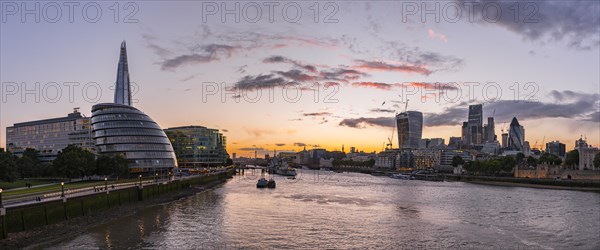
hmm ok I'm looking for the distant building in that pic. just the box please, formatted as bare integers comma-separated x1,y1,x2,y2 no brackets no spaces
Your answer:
467,104,483,145
6,108,94,163
448,137,462,147
375,149,399,169
396,111,423,149
419,138,445,149
575,138,599,170
413,149,441,169
164,126,229,167
484,117,496,143
440,150,474,167
508,117,525,152
546,141,566,159
501,133,509,148
461,122,468,144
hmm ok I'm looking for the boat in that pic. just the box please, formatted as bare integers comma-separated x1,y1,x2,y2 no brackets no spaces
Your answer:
257,177,268,188
390,173,412,180
267,178,276,188
268,158,297,177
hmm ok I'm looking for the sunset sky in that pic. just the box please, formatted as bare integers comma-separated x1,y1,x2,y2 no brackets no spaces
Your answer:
1,1,599,157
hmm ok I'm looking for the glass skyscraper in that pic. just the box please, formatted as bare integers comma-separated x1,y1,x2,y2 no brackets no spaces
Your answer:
91,41,177,175
396,111,423,149
468,104,483,145
508,117,525,152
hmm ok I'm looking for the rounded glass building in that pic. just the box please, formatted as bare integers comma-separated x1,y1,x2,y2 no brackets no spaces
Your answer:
91,103,178,174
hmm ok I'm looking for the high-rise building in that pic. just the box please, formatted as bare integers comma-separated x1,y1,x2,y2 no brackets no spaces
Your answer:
6,108,94,163
501,133,508,148
467,104,483,145
485,117,495,142
91,41,177,175
396,111,423,149
164,126,229,167
461,122,468,144
545,141,566,158
114,41,132,106
508,117,525,152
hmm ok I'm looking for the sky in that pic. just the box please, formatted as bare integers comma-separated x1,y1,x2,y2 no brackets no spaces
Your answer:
1,0,599,157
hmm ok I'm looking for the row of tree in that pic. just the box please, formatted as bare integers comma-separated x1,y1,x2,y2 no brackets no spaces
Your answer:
452,150,600,176
0,145,129,182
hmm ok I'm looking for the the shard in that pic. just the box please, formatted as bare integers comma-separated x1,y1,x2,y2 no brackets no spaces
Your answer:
114,41,132,106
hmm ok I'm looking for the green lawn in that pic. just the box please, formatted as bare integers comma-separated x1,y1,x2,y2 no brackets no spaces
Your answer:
2,178,151,198
0,179,57,190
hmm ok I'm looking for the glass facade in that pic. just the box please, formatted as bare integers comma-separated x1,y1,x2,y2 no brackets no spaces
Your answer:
92,103,177,174
164,126,229,167
6,110,94,163
396,111,423,149
508,117,525,152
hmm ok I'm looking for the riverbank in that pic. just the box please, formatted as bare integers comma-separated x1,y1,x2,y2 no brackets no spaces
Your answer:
464,180,600,192
450,175,600,192
0,171,233,249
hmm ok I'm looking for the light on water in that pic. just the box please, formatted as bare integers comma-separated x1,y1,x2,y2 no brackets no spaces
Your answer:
53,170,600,249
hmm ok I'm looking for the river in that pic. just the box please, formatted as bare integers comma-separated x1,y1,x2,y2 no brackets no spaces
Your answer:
52,170,600,249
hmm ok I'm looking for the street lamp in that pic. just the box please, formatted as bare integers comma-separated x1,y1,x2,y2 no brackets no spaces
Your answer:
139,174,142,187
155,173,158,182
61,182,65,197
0,188,3,208
104,178,108,192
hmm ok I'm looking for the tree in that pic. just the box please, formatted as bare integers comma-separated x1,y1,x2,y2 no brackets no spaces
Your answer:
95,154,130,178
16,156,35,179
451,155,465,167
565,150,579,168
516,152,525,163
526,156,537,167
0,149,18,182
539,152,562,165
594,152,600,169
53,145,96,179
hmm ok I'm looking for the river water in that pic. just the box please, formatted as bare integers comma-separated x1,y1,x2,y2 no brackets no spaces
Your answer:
52,170,600,249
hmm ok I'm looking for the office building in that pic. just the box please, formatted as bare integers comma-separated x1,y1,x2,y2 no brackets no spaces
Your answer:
396,111,423,149
545,141,566,159
164,126,229,167
508,117,525,152
485,117,496,143
467,104,483,145
92,41,177,175
6,108,94,163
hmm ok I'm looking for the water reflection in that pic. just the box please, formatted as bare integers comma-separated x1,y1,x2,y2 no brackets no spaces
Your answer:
53,171,600,249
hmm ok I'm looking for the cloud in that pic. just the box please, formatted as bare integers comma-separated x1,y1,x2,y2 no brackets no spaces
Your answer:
275,143,286,146
244,128,274,137
339,117,395,128
381,41,464,72
303,112,332,117
239,147,265,151
273,69,319,82
160,44,239,70
319,68,367,82
234,74,296,90
370,108,396,113
353,60,432,75
454,0,600,50
264,56,318,73
294,142,307,147
406,82,459,91
351,82,399,90
222,129,229,132
428,29,448,43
